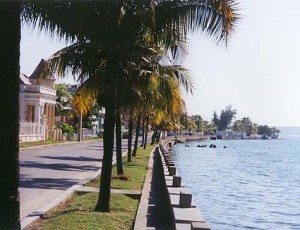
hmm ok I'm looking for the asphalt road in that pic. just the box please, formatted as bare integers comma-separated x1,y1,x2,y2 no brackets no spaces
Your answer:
19,139,128,220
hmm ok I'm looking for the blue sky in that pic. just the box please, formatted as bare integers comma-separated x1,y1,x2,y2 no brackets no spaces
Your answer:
20,0,300,127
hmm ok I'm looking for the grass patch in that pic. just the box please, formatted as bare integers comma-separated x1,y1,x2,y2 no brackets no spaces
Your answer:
86,147,151,190
26,193,139,230
26,145,153,230
20,139,65,148
20,137,101,148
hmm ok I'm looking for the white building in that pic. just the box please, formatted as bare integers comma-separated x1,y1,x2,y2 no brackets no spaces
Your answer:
19,59,57,142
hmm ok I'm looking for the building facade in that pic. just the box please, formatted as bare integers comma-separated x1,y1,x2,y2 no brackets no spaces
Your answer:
19,59,56,141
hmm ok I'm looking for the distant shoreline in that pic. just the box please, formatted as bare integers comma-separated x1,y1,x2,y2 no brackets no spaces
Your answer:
173,135,283,143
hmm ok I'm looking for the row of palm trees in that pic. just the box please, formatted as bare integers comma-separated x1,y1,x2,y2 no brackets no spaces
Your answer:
0,1,238,228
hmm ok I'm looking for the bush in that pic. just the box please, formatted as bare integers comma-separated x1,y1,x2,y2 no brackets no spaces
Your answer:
97,130,103,138
55,121,76,135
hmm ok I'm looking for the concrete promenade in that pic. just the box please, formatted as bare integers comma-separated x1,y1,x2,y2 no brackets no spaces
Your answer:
134,145,174,229
134,138,211,230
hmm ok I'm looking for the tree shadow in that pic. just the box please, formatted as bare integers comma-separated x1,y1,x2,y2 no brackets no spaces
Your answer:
20,177,78,190
20,161,101,172
39,155,102,162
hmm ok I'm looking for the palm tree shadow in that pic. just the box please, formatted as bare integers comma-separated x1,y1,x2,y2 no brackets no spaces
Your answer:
39,155,102,162
41,208,93,220
20,161,101,172
20,177,78,190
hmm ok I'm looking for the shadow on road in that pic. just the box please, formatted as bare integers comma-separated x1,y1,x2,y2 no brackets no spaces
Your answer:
39,156,102,162
20,161,101,172
20,177,78,190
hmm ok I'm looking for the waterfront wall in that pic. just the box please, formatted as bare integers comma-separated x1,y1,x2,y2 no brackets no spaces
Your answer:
159,138,211,230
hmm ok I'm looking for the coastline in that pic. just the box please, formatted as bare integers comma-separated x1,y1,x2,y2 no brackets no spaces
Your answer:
175,135,210,143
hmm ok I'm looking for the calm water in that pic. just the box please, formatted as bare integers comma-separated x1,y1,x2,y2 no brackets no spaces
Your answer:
172,136,300,230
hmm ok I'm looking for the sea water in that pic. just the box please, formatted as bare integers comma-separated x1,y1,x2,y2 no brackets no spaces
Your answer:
172,135,300,230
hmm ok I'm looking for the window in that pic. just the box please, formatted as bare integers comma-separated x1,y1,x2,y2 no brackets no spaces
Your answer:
26,105,35,122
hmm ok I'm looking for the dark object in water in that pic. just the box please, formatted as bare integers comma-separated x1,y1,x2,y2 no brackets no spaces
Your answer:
209,144,216,148
223,146,227,148
210,136,217,140
185,144,190,147
197,145,207,148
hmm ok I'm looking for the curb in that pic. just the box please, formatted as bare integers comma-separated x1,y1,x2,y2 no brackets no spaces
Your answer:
133,146,155,230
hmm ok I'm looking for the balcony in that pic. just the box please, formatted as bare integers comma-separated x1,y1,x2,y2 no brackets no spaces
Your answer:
20,85,56,96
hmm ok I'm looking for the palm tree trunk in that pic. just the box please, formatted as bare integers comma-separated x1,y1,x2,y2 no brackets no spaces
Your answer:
151,127,157,145
0,2,21,229
77,111,82,141
140,117,145,146
143,116,149,149
132,112,141,157
115,107,123,175
96,90,116,212
127,106,134,162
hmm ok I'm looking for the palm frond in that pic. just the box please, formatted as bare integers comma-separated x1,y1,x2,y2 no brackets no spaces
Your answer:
154,0,240,46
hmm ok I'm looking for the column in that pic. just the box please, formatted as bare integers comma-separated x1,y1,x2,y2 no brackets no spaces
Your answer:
44,103,48,139
19,96,25,121
48,104,52,130
34,102,41,123
49,104,53,130
45,103,49,127
51,104,55,129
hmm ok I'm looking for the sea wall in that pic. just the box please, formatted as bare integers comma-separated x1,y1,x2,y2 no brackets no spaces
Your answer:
159,139,211,230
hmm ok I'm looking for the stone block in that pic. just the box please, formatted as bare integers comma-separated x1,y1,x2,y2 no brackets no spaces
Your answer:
167,186,186,195
170,194,196,207
173,207,205,223
166,179,173,187
164,170,170,176
169,166,176,176
165,175,173,181
168,162,175,167
176,223,191,230
179,191,192,208
165,157,170,164
191,222,211,230
173,175,181,187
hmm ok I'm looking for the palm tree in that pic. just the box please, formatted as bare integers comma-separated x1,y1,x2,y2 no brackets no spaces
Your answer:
0,2,21,229
127,107,134,162
132,107,142,157
115,103,124,174
22,0,239,212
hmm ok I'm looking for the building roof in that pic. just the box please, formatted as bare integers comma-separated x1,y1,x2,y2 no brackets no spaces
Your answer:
19,73,31,85
30,59,55,80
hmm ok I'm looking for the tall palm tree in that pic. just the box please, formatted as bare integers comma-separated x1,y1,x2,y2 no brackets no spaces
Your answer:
115,103,124,174
22,0,239,212
0,2,21,229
